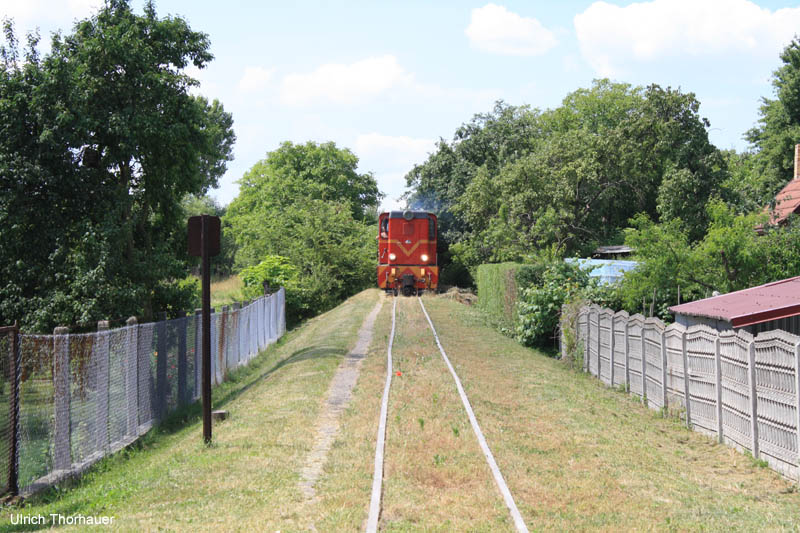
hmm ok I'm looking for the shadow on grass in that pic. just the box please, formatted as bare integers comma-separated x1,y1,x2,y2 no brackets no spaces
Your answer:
1,339,346,531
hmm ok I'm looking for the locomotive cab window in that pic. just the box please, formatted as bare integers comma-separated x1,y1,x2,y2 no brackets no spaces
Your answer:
380,218,388,238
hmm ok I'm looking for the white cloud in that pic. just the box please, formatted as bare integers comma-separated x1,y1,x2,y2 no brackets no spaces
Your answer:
355,133,437,169
238,66,275,92
281,55,412,106
575,0,800,76
354,133,438,211
465,3,557,56
0,0,101,25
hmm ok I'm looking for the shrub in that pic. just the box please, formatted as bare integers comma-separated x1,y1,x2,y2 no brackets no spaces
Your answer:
515,261,620,348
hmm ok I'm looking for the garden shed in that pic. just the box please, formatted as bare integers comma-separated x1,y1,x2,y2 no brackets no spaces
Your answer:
669,276,800,335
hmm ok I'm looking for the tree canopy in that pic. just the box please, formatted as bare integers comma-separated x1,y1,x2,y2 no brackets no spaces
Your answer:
225,141,379,323
0,0,234,330
407,80,724,277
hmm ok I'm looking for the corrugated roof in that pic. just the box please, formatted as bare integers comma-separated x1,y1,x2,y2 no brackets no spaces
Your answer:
668,276,800,327
769,179,800,224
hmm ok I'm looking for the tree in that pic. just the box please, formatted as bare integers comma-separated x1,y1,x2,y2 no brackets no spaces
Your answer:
225,142,379,323
0,1,234,330
747,37,800,204
448,80,723,268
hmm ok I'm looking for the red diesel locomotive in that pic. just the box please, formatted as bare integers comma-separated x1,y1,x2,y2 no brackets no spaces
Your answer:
378,210,438,296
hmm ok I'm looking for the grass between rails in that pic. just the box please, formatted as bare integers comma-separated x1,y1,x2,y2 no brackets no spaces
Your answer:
0,289,380,532
420,296,800,531
316,296,511,531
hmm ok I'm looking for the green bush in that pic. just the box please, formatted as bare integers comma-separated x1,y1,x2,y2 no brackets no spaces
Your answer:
475,262,524,332
239,256,308,325
515,261,620,348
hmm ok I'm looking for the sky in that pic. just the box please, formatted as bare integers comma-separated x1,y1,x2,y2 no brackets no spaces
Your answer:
2,0,800,210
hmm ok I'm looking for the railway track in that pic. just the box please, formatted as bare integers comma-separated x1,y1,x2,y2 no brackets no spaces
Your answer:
366,296,528,532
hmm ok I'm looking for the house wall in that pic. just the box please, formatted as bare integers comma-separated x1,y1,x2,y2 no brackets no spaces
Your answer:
674,314,733,332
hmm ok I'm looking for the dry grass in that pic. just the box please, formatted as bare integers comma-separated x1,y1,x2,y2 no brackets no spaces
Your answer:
6,290,800,531
419,295,800,531
209,275,244,309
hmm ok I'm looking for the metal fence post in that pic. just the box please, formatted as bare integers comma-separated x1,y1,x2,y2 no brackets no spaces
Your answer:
748,340,759,459
156,312,168,421
194,309,202,400
661,330,668,410
53,326,71,472
125,317,138,437
178,311,188,406
715,336,724,444
682,331,692,429
96,320,110,453
8,322,19,495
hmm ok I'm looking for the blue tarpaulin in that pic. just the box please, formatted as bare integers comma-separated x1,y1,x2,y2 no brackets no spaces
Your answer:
564,258,638,285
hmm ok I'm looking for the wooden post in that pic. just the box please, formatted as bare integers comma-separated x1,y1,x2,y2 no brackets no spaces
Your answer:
194,309,202,402
125,317,138,437
682,331,692,428
661,330,668,410
715,336,724,444
202,216,212,443
156,312,167,421
748,340,759,459
96,320,110,453
53,326,71,471
177,311,188,406
641,328,647,406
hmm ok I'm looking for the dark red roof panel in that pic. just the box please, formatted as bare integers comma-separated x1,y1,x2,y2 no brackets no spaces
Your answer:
668,276,800,327
770,179,800,224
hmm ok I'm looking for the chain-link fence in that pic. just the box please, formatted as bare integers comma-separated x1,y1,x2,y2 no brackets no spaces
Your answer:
2,288,285,496
0,326,19,496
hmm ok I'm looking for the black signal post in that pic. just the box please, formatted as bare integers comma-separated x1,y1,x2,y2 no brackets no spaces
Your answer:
188,214,220,444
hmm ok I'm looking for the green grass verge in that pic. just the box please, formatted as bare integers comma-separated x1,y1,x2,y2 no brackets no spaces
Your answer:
0,289,381,532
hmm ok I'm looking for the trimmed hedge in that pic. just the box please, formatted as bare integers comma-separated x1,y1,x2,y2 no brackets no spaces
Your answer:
476,262,524,330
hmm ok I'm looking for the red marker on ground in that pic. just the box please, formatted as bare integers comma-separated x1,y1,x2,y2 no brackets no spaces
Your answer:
396,371,402,377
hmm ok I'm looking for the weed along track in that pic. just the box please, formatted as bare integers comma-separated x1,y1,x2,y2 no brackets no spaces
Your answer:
367,296,529,532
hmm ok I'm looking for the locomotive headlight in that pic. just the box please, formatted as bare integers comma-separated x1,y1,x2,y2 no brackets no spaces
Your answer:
421,254,429,262
389,253,396,261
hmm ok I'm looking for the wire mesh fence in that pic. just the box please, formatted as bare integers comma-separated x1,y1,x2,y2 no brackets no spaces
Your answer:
0,288,285,496
0,327,17,495
568,303,800,482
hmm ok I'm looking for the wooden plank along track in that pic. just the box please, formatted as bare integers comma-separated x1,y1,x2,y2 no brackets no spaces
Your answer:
367,296,528,532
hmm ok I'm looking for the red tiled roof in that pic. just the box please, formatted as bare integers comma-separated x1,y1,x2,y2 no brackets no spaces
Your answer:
769,179,800,224
668,276,800,327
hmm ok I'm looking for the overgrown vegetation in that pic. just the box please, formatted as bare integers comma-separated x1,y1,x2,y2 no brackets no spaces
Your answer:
224,141,381,325
0,1,234,331
421,38,800,344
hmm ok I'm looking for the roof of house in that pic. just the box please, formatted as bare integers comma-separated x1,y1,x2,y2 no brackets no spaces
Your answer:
769,178,800,224
668,276,800,327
